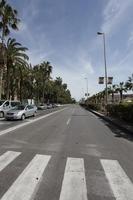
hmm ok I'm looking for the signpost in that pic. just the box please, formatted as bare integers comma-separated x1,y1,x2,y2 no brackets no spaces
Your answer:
108,77,113,84
99,77,104,84
98,76,113,85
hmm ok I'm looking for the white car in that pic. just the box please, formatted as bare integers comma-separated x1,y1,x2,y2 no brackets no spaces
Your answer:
37,104,47,110
0,100,20,118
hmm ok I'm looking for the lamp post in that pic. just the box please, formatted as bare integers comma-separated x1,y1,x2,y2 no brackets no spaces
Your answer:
97,32,108,108
84,77,88,99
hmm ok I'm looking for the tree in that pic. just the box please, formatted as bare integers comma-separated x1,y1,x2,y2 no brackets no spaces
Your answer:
125,74,133,91
0,0,20,98
33,61,53,103
116,82,127,102
40,61,52,103
108,84,117,103
5,38,29,99
55,77,62,86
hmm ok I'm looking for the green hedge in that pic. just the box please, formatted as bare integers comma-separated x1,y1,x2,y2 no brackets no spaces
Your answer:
107,103,133,122
85,103,101,111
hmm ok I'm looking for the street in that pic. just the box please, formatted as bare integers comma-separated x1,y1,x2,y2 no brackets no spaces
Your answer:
0,104,133,199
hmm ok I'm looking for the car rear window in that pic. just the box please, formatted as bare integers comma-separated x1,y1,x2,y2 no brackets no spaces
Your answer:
0,100,5,106
11,101,20,107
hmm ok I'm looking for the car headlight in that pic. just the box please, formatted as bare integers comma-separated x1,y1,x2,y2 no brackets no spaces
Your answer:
16,112,21,116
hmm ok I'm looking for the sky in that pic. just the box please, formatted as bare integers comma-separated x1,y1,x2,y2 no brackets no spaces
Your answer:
9,0,133,100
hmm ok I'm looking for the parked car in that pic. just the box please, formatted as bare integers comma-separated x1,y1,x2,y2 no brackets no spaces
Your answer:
47,104,53,109
56,104,61,107
52,103,57,108
5,104,37,120
37,104,47,110
0,100,20,118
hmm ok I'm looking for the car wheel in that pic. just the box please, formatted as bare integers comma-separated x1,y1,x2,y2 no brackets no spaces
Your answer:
21,114,25,120
33,112,36,117
0,111,4,118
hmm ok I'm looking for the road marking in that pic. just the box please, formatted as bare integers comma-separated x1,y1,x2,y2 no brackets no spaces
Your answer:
72,108,75,115
0,151,21,172
66,118,71,125
59,157,88,200
1,154,51,200
101,159,133,200
0,108,67,137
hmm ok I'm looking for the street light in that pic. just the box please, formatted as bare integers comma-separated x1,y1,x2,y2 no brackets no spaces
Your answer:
84,77,88,99
97,32,108,107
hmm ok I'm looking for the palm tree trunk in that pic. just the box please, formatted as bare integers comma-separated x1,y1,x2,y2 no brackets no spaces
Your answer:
6,65,10,99
120,91,123,101
112,92,114,103
42,79,45,103
20,79,22,103
0,68,3,99
0,24,6,99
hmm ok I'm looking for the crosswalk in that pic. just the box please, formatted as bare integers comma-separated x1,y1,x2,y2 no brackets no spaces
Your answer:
0,151,133,200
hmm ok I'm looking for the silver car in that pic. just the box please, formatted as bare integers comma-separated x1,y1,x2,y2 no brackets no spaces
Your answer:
5,105,37,120
37,104,47,110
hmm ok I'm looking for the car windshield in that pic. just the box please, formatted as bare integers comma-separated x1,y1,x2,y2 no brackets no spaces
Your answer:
0,100,5,106
13,105,25,110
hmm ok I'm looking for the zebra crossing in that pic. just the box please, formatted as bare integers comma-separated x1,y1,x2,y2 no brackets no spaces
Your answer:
0,151,133,200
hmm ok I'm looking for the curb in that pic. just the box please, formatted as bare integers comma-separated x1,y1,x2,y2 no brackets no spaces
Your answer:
88,108,133,135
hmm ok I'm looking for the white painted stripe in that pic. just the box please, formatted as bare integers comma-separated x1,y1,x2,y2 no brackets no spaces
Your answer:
72,109,75,115
59,157,88,200
0,151,21,172
101,159,133,200
0,108,67,137
1,154,51,200
66,118,71,125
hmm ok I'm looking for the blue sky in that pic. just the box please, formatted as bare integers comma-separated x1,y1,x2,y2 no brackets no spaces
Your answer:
9,0,133,100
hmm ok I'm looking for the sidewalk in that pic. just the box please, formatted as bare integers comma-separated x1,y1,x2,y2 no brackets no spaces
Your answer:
89,109,133,134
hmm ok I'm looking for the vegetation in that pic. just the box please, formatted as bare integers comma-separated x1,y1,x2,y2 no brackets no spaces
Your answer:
0,0,20,99
81,74,133,122
107,103,133,123
86,75,133,107
0,0,74,104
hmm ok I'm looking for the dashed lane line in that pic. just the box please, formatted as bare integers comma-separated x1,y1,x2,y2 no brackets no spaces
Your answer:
66,118,71,125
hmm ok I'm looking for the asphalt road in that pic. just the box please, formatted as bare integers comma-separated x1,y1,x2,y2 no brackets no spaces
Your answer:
0,105,133,199
0,106,66,131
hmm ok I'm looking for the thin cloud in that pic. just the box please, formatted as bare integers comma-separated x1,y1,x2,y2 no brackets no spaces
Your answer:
102,0,133,34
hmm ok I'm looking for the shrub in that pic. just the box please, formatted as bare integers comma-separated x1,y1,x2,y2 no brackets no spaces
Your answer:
86,103,101,111
107,103,133,122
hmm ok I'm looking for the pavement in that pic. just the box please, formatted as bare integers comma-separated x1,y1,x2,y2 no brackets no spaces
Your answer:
0,105,133,199
88,108,133,134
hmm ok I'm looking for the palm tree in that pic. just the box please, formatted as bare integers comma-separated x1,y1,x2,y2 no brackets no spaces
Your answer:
0,0,20,98
62,83,67,90
108,84,117,103
40,61,52,103
55,77,62,86
116,82,127,102
5,38,29,99
125,74,133,91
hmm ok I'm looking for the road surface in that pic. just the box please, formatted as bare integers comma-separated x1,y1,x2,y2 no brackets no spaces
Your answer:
0,105,133,200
